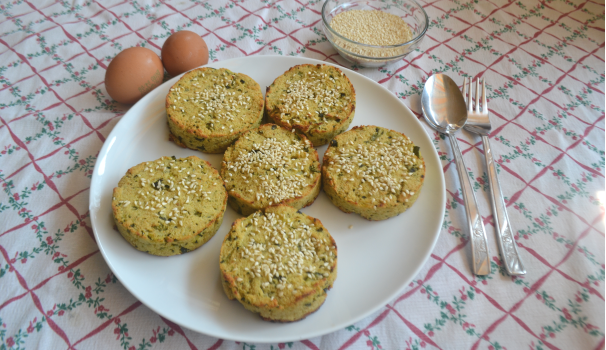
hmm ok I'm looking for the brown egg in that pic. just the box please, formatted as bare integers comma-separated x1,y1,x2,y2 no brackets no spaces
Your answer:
105,47,164,105
161,30,209,77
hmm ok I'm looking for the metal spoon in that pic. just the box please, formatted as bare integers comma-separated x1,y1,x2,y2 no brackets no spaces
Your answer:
421,74,491,276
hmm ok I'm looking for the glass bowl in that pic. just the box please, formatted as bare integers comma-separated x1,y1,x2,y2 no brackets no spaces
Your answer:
322,0,429,68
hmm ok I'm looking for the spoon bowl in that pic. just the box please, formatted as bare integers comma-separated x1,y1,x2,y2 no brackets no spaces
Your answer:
421,74,468,134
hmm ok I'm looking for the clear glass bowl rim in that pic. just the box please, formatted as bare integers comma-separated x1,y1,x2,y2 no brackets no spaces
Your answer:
321,0,429,52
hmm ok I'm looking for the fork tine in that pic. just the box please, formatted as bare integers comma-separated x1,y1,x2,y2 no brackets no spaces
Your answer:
481,78,487,114
462,77,468,103
467,77,473,112
474,78,480,112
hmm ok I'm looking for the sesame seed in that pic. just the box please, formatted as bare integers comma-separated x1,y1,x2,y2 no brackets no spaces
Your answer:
330,10,413,60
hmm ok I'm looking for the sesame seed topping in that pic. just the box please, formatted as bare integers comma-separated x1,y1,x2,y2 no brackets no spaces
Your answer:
272,66,352,128
114,157,223,235
325,128,422,206
223,128,319,206
223,210,336,301
168,69,260,133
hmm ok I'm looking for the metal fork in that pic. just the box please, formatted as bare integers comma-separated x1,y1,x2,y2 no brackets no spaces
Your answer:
463,77,526,276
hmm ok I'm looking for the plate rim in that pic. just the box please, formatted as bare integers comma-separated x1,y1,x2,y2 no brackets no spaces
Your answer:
90,55,445,342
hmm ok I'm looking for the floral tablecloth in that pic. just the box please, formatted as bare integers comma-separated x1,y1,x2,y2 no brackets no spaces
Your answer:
1,0,604,349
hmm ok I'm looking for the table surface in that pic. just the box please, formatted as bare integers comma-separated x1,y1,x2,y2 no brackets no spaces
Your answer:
0,0,604,349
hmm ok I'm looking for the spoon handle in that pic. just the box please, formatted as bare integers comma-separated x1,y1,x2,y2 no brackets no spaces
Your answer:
482,135,526,275
449,134,491,276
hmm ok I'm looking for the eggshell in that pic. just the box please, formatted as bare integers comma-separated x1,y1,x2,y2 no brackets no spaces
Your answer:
105,47,164,105
161,31,209,77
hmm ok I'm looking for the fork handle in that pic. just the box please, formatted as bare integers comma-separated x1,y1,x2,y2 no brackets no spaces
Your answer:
482,135,526,275
449,134,491,276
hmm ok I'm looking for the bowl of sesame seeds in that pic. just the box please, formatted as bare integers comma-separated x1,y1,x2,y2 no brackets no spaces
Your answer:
322,0,428,67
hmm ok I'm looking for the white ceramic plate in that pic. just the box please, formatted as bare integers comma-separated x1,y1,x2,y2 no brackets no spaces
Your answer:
90,56,445,343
